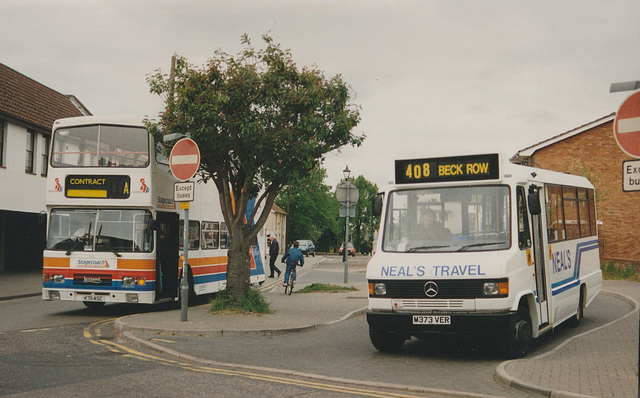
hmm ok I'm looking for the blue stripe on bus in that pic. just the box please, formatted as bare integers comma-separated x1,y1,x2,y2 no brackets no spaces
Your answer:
43,280,156,291
551,239,598,296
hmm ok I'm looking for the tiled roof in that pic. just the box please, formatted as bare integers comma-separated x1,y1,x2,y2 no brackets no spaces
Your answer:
0,62,90,131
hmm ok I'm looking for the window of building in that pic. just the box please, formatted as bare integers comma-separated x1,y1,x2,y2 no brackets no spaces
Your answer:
25,129,36,173
41,135,50,176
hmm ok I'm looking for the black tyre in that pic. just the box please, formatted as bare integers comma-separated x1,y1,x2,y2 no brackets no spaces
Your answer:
83,301,106,309
286,272,294,295
567,287,585,328
504,305,533,358
369,327,405,353
312,251,315,257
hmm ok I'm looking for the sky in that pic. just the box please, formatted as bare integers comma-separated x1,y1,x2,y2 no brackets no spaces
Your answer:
3,0,639,189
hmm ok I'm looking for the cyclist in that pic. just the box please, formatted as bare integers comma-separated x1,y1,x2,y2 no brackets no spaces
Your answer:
281,240,304,288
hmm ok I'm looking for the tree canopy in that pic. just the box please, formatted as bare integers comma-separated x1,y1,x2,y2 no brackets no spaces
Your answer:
146,34,363,300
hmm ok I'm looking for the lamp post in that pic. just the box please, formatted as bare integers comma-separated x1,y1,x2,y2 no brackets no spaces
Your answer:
336,165,358,283
343,165,351,283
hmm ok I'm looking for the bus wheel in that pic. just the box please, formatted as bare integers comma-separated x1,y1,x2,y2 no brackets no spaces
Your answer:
83,301,106,309
369,327,405,353
567,287,585,328
504,305,532,358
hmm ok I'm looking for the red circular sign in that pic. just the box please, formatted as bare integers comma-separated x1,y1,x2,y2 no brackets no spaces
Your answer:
614,90,640,158
169,138,200,181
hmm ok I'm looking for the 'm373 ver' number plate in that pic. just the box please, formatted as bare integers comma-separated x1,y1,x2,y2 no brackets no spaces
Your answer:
412,315,451,325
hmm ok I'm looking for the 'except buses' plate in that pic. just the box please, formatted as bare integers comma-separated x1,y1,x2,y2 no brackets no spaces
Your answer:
412,315,451,325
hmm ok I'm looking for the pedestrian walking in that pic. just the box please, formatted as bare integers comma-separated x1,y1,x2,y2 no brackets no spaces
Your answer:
268,234,281,278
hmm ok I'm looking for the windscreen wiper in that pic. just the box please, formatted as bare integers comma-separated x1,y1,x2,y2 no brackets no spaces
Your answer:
97,225,121,257
456,242,506,252
407,245,450,252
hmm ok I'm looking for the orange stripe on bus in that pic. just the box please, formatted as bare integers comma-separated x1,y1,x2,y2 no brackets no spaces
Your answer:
43,257,70,268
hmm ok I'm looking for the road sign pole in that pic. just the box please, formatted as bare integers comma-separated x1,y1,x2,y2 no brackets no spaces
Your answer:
180,206,189,322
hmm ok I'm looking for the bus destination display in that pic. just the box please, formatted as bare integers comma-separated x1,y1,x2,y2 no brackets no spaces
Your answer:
65,175,131,199
395,154,500,184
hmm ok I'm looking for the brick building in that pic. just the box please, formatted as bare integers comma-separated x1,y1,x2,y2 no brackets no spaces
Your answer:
513,113,639,264
0,63,90,272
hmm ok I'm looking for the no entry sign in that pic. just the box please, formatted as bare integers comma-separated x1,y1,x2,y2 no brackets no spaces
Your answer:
614,90,640,158
169,138,200,181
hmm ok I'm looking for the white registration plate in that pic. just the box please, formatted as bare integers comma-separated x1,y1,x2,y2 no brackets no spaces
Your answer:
82,295,105,302
412,315,451,325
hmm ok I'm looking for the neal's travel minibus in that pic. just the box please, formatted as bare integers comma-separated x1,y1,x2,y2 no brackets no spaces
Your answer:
367,153,601,357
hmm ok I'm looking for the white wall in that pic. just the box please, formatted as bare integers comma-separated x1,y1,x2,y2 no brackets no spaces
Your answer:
0,120,47,214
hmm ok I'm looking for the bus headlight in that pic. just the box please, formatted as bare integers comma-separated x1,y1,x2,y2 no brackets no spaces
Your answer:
126,293,139,303
483,281,509,296
122,276,135,286
53,275,65,283
369,282,387,296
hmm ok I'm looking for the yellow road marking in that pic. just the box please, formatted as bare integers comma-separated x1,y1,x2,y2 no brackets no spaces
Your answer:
83,319,427,398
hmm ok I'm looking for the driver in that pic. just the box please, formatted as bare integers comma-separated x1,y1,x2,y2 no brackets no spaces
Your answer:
418,209,452,240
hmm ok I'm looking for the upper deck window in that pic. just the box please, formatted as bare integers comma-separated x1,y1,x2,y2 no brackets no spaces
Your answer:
51,125,149,168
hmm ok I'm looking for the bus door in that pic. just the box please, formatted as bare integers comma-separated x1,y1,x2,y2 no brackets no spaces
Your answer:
528,185,550,326
156,212,180,299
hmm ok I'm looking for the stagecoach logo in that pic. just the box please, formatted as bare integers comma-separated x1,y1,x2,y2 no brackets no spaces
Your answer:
424,281,439,297
71,258,115,270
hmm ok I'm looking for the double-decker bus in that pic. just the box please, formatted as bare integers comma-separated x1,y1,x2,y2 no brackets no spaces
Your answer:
42,116,266,308
366,153,601,357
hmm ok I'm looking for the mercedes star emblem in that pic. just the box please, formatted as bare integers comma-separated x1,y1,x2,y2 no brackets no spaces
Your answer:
424,281,438,297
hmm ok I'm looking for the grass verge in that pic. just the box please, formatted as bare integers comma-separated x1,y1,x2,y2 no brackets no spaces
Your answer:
209,289,273,315
295,283,359,293
601,261,639,282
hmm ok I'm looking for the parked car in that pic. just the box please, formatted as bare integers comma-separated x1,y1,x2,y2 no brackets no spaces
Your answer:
338,242,356,257
296,240,315,257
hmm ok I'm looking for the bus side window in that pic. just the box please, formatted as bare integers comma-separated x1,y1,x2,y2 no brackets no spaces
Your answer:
517,186,531,249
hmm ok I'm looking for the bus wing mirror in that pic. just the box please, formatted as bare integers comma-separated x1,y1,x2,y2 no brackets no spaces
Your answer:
527,190,541,216
372,193,384,217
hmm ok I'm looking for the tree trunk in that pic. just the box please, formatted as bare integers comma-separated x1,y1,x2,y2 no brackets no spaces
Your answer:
226,233,252,302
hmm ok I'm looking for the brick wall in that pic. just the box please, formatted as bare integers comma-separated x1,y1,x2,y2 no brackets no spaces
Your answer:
528,120,639,264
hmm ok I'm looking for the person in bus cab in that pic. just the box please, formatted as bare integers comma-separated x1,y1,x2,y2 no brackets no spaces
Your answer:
418,209,452,240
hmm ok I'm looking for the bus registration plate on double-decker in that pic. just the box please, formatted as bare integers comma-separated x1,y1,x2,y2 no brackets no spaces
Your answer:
413,315,451,325
82,294,105,302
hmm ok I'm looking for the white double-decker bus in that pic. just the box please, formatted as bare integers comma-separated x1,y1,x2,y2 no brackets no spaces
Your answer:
367,153,601,357
42,116,266,308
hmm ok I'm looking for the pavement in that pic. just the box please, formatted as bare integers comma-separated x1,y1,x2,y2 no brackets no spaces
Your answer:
1,258,638,398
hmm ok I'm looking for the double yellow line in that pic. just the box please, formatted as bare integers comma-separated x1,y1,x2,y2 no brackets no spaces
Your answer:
84,319,427,398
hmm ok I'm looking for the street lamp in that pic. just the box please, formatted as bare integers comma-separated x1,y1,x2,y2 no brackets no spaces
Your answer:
336,165,358,283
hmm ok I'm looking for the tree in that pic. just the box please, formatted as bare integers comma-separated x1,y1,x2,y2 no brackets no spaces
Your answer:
351,175,379,254
146,34,363,301
275,167,340,250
